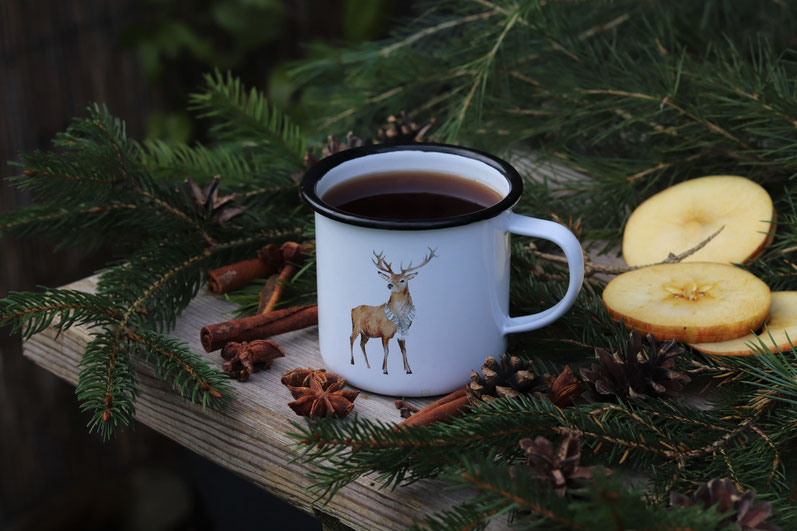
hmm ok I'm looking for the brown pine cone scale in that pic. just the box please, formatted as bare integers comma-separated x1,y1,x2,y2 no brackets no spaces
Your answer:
468,355,548,404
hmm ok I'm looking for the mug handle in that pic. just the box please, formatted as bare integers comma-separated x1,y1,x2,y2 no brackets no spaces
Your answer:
502,212,585,334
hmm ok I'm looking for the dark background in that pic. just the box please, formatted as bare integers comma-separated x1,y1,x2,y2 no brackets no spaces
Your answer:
0,1,408,528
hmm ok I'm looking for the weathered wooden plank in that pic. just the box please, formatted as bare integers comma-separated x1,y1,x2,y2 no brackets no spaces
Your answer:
21,275,479,530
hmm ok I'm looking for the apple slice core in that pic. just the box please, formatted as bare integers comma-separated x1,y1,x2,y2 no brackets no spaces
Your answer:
622,176,774,266
689,292,797,356
602,262,771,343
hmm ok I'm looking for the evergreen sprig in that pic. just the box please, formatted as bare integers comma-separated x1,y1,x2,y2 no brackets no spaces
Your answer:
420,461,728,531
277,2,797,527
4,0,797,527
189,70,307,169
295,0,797,249
1,80,311,439
290,392,788,501
0,289,121,340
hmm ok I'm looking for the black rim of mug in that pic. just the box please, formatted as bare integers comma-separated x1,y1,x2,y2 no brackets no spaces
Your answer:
299,143,523,230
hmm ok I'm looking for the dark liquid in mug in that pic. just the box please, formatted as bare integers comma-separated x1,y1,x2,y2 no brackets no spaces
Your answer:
322,171,503,220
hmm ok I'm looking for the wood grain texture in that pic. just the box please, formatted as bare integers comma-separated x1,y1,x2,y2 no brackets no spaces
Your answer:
22,275,480,530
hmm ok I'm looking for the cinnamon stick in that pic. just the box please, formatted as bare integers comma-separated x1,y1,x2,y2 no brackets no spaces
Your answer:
200,304,318,352
261,264,297,314
257,241,313,313
256,274,280,314
257,243,285,271
280,241,313,263
207,258,269,294
396,387,470,428
207,244,284,294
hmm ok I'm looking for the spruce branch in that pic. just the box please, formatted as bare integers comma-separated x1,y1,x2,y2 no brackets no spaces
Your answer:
290,392,784,504
189,70,306,167
3,78,310,439
378,8,499,59
458,469,580,529
0,289,120,340
410,496,504,531
428,459,727,530
0,203,139,244
733,338,797,408
316,86,406,133
576,88,751,149
81,228,298,432
443,9,521,142
6,2,797,525
76,331,138,441
135,187,216,245
138,140,256,183
123,328,229,404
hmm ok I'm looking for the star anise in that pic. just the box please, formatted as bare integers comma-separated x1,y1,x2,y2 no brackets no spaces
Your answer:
670,478,779,530
281,367,346,390
185,175,246,227
519,431,608,496
287,380,360,418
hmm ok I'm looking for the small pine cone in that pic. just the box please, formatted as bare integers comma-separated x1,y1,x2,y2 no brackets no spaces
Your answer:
671,478,779,530
549,365,581,408
519,431,609,496
185,175,245,228
291,133,365,182
580,331,690,401
321,132,364,158
467,354,547,404
377,111,435,144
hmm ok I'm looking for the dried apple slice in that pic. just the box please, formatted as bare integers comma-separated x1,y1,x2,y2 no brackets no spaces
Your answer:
602,262,771,343
622,176,774,266
689,292,797,356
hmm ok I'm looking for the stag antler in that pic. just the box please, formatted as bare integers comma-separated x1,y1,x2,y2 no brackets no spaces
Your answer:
372,250,395,274
401,247,438,274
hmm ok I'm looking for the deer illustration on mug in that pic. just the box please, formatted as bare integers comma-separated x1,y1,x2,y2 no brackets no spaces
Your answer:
349,247,437,374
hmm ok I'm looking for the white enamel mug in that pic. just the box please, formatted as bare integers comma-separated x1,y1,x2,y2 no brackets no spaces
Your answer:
301,144,583,397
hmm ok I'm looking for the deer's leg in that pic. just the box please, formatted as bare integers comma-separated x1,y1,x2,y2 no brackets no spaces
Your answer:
381,336,390,374
397,339,411,374
349,329,358,365
359,334,371,368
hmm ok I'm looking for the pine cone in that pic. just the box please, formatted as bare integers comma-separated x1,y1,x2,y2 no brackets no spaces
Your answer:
467,354,547,404
580,331,690,401
549,365,581,408
295,112,434,184
185,175,245,227
519,431,608,496
377,111,435,144
671,478,779,530
322,132,364,158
